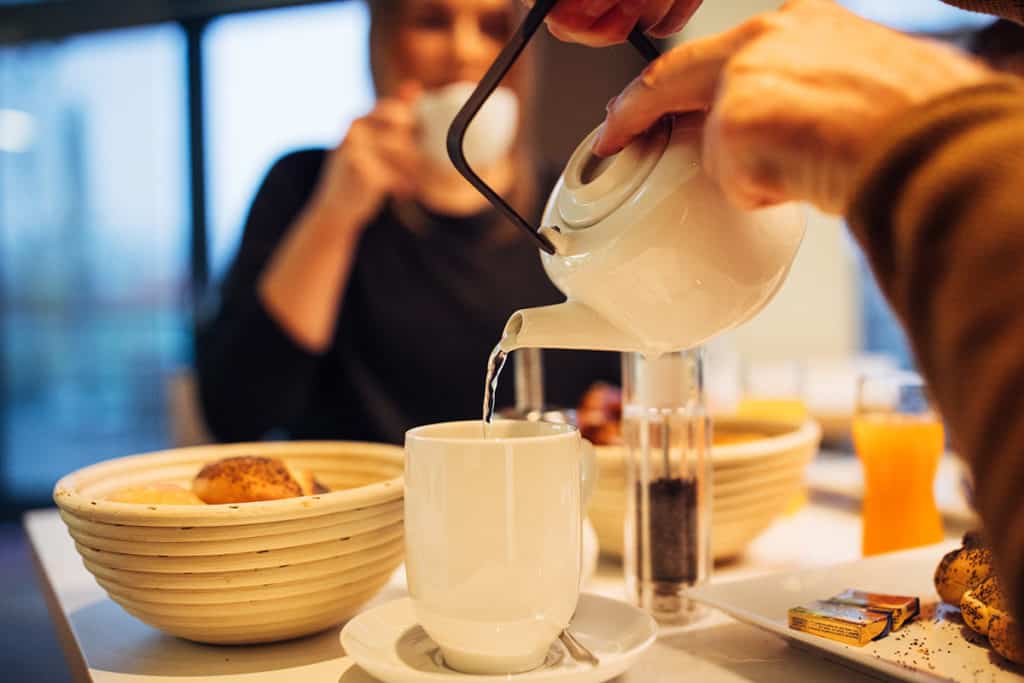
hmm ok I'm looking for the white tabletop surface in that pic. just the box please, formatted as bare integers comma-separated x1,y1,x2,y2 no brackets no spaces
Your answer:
24,486,962,683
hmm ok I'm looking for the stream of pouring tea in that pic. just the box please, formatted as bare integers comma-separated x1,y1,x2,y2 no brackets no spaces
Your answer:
481,343,508,436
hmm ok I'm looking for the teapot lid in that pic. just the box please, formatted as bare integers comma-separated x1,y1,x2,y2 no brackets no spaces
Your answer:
557,119,671,230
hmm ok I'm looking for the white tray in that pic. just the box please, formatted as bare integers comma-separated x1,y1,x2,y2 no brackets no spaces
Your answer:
690,544,1024,682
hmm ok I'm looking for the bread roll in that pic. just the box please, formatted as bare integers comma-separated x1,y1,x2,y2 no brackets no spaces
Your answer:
961,576,1008,636
286,464,315,498
105,483,205,505
192,456,322,504
934,545,993,605
990,614,1024,665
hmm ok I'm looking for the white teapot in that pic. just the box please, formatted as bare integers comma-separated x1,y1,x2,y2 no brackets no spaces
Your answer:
501,118,806,355
447,1,805,356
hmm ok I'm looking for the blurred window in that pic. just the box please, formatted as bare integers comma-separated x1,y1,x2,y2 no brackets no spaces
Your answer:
0,1,377,501
840,0,994,33
204,0,374,280
0,24,188,498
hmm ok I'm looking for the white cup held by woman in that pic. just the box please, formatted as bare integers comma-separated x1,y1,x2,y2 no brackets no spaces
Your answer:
415,81,519,170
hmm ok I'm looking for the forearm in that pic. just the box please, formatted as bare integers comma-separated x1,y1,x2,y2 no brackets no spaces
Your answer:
847,79,1024,619
258,200,363,353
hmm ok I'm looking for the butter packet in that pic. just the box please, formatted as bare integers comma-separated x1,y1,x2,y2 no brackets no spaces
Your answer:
828,589,921,630
788,600,893,647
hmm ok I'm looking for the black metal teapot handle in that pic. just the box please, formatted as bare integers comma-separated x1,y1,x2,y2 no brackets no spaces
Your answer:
446,0,661,254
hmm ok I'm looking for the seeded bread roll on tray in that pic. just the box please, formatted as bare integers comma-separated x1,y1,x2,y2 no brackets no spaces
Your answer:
934,531,993,605
990,614,1024,666
961,576,1008,636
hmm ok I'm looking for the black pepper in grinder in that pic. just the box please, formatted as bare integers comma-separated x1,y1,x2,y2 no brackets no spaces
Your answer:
622,350,711,624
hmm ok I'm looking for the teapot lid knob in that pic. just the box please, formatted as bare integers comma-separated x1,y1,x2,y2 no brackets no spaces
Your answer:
557,119,671,230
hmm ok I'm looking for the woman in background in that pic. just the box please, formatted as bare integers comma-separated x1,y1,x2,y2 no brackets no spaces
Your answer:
196,0,617,444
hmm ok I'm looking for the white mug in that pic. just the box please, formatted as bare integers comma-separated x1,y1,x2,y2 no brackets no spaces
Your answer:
404,420,591,675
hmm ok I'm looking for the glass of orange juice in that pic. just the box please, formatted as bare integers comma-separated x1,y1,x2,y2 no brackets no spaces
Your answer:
853,372,945,556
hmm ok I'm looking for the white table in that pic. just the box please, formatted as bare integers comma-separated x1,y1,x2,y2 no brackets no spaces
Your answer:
24,497,959,683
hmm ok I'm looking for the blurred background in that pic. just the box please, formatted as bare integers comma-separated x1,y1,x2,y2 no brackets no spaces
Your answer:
0,0,998,679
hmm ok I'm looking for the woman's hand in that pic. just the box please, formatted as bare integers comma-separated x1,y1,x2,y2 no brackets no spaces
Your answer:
594,0,995,213
310,83,423,235
544,0,702,46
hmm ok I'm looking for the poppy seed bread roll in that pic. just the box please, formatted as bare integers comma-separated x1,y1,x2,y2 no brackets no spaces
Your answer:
934,545,993,605
990,614,1024,665
192,456,323,504
961,576,1008,636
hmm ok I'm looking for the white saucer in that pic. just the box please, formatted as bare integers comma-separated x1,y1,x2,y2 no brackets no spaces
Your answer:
339,593,657,683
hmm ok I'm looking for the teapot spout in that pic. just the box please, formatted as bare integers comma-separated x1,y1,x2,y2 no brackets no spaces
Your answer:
501,302,648,353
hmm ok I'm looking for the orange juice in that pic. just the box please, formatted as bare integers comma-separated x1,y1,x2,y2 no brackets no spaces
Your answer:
852,413,945,556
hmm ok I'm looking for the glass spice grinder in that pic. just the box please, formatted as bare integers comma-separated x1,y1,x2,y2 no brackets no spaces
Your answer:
622,350,711,624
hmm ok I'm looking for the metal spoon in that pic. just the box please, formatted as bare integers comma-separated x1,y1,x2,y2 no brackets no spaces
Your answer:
509,349,598,666
559,625,600,667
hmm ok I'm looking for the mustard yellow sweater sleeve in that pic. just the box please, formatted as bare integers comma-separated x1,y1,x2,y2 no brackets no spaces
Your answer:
846,77,1024,618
